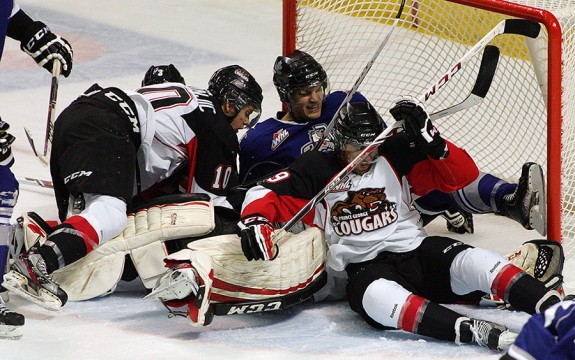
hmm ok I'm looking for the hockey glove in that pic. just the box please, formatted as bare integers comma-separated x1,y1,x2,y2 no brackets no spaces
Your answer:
237,216,277,261
442,208,474,234
389,95,449,160
0,119,15,165
21,21,73,77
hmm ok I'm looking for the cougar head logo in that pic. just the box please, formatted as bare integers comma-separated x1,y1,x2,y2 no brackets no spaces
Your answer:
331,188,392,217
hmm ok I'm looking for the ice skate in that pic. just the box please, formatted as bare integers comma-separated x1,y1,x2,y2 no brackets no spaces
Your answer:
0,296,24,340
2,246,67,311
497,162,546,236
144,263,199,302
455,317,517,351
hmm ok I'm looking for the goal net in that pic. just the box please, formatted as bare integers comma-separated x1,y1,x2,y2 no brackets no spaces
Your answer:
284,0,575,290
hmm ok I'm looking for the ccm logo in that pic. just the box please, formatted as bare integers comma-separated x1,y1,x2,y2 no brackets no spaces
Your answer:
64,170,93,184
226,301,282,315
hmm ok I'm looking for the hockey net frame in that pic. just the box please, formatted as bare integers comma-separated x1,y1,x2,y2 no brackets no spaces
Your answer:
283,0,575,290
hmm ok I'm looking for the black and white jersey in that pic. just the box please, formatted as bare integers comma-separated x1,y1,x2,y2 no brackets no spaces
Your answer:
130,83,240,209
241,134,479,271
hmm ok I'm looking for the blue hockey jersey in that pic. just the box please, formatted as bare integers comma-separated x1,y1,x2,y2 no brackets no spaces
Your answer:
503,300,575,360
239,91,367,184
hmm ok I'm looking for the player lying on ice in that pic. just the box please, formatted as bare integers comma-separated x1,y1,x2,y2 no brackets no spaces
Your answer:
239,50,546,236
147,98,567,352
2,64,263,310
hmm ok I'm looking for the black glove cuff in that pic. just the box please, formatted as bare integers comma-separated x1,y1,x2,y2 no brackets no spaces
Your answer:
6,9,36,41
426,137,449,160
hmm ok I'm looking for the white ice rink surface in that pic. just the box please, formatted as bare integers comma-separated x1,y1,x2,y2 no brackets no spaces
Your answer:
0,1,558,359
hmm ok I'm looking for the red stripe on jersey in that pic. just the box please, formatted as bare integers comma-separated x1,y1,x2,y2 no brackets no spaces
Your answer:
398,294,427,333
185,137,198,192
491,263,523,300
242,189,313,226
407,141,479,196
64,215,99,252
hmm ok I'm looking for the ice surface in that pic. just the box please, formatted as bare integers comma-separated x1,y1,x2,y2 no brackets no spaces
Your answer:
0,1,551,358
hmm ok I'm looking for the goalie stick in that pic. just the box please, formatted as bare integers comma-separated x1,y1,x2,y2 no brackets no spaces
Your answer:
25,59,61,166
234,45,500,192
312,0,407,150
276,19,540,243
211,272,327,316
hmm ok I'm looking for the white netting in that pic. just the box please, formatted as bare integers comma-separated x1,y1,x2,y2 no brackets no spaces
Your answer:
288,0,575,286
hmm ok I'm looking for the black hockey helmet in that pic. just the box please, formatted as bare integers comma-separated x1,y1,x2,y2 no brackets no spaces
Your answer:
141,64,186,86
334,101,385,149
273,50,329,103
208,65,263,123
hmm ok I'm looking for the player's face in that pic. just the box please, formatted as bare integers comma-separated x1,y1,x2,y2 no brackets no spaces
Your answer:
288,85,325,121
229,105,258,132
340,143,377,175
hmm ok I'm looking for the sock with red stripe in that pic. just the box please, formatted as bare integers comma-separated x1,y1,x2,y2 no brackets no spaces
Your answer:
399,295,461,341
37,215,99,274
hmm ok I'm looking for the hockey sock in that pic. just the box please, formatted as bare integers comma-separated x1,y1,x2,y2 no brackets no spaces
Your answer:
492,264,553,314
39,215,99,273
399,295,461,341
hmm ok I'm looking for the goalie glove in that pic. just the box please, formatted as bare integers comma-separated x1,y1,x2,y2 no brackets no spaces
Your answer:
237,215,277,261
20,21,73,77
389,95,449,160
506,239,565,291
0,119,15,166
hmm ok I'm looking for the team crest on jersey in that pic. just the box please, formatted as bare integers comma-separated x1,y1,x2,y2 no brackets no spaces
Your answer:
330,187,398,236
301,124,334,153
271,128,289,150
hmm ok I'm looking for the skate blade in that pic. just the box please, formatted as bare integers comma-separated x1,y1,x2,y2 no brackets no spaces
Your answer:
3,271,63,311
0,325,23,340
528,165,547,236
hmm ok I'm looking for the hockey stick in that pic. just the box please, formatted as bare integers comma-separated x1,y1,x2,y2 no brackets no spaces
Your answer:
24,59,61,166
17,176,54,188
211,272,327,316
234,45,500,193
312,0,407,151
276,19,540,238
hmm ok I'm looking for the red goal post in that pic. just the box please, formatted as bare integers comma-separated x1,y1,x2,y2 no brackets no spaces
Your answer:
283,0,569,239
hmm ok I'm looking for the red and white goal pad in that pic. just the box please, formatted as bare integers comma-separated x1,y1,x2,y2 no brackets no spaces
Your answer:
283,0,575,292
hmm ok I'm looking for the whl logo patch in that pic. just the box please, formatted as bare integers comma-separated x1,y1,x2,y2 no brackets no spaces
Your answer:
330,187,398,236
271,128,289,150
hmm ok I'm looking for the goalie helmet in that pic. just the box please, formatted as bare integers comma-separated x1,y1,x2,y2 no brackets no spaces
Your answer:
208,65,263,122
334,101,385,150
141,64,186,86
273,50,329,103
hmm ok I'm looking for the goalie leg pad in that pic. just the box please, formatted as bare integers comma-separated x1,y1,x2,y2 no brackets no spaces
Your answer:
50,194,215,300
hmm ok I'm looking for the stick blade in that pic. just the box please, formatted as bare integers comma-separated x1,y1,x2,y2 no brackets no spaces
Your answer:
470,45,500,98
504,19,541,38
23,127,39,157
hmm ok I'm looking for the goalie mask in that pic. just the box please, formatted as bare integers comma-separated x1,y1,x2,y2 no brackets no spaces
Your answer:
334,101,386,174
141,64,186,86
208,65,263,125
273,50,329,104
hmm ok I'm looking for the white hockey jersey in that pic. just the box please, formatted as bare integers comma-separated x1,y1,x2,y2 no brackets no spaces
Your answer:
241,134,479,271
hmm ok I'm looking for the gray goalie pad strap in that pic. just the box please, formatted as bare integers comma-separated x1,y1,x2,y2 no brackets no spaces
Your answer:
51,194,215,300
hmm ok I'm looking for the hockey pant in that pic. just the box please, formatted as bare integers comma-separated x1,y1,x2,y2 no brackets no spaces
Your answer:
346,236,554,338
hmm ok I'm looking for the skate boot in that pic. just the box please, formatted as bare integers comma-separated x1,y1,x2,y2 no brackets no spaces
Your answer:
0,296,24,339
455,317,517,351
2,245,67,311
146,250,214,326
497,162,546,236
